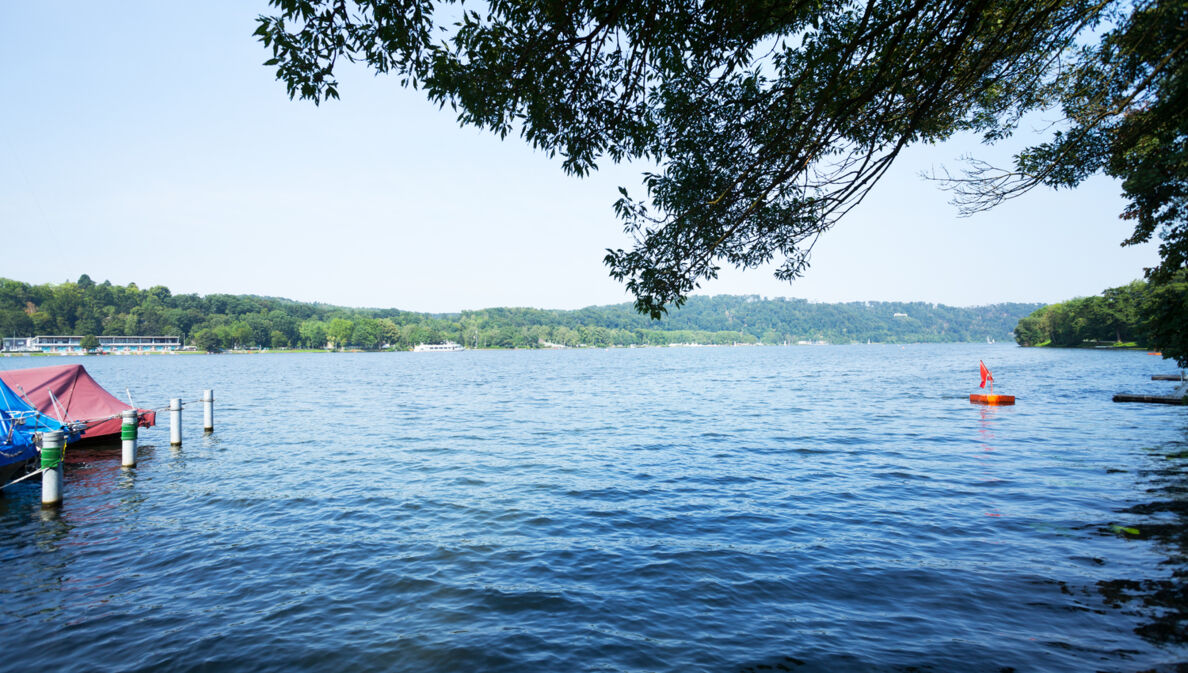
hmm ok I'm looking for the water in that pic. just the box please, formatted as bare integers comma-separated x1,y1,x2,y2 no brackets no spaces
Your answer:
1,344,1185,672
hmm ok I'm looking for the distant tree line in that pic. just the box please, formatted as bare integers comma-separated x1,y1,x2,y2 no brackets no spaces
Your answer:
0,275,1040,351
1014,275,1188,366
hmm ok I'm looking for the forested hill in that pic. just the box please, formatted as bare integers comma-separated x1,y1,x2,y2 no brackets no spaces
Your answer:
473,296,1039,345
0,276,1040,350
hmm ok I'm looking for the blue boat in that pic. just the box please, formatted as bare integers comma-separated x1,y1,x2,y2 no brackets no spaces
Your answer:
0,377,80,488
0,408,39,486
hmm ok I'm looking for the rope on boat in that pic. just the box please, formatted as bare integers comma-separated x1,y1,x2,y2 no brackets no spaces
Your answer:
1,433,71,489
38,398,184,435
2,466,46,488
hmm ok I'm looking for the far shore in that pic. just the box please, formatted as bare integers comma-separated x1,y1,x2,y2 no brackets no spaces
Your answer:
3,341,1034,358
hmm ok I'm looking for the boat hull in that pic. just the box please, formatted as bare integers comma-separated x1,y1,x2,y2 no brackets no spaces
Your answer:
0,442,38,487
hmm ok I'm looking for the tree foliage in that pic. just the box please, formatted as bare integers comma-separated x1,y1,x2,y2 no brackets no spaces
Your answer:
1013,275,1188,367
943,1,1187,283
255,0,1176,317
1138,274,1188,366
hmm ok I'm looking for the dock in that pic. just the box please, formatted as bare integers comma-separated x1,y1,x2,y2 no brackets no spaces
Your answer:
1115,375,1187,405
1113,393,1186,405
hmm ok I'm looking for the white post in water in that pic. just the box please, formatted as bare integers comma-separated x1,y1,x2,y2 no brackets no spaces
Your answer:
121,409,138,467
170,398,182,447
202,389,214,433
41,430,64,508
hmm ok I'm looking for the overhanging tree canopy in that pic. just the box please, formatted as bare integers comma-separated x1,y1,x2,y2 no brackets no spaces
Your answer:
256,0,1185,318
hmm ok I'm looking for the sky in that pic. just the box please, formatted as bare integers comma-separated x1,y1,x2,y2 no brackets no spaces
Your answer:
0,2,1160,313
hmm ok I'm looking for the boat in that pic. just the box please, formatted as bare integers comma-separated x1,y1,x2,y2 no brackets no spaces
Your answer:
0,364,155,442
0,408,38,486
0,377,82,486
412,342,465,352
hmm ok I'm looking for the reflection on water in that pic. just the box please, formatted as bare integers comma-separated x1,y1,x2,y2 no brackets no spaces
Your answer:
1099,430,1188,646
976,404,999,451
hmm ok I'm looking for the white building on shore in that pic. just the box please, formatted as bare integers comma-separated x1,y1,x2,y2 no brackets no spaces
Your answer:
2,335,182,354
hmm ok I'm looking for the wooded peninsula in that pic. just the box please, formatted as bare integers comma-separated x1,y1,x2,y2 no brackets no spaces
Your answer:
1012,276,1186,365
1,276,1037,351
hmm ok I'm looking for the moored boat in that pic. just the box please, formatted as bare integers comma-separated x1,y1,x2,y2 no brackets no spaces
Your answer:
0,364,155,442
0,377,82,486
412,342,465,352
0,409,38,486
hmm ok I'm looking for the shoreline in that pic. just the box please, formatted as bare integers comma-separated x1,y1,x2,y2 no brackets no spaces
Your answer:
1022,341,1151,352
3,341,1029,357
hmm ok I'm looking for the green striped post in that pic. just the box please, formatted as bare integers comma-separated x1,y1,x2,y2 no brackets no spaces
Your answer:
121,409,138,467
41,430,64,507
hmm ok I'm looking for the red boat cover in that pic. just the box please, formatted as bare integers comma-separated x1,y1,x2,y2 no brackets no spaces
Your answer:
0,364,156,440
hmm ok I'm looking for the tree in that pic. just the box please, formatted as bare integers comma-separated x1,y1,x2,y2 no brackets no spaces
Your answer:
231,321,254,349
1013,313,1046,346
268,309,299,345
1139,273,1188,367
299,319,329,348
194,328,222,353
326,317,354,349
214,325,234,350
351,318,382,349
0,308,32,337
79,334,100,352
75,317,101,337
377,317,400,347
147,285,172,303
400,322,430,347
1102,281,1144,343
101,314,125,336
30,310,53,334
257,0,1173,319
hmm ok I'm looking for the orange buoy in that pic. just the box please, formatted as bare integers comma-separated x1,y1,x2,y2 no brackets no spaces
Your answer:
972,361,1016,405
970,394,1015,405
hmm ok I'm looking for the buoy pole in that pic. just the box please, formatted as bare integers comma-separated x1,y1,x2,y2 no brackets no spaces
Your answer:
170,398,182,447
121,409,138,467
41,430,64,508
202,389,214,433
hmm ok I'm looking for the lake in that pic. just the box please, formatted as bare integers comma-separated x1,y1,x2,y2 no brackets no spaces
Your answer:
1,344,1185,672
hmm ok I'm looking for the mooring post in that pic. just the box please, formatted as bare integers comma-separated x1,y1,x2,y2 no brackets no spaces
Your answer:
121,409,138,467
202,389,214,433
170,398,182,447
41,430,64,508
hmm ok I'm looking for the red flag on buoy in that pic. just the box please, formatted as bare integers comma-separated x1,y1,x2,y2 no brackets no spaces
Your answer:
979,361,993,389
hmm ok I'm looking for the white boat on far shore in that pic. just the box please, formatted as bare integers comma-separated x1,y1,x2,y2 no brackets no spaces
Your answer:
412,342,465,352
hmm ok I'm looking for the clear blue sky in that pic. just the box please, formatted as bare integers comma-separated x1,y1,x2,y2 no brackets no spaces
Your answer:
0,1,1159,312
